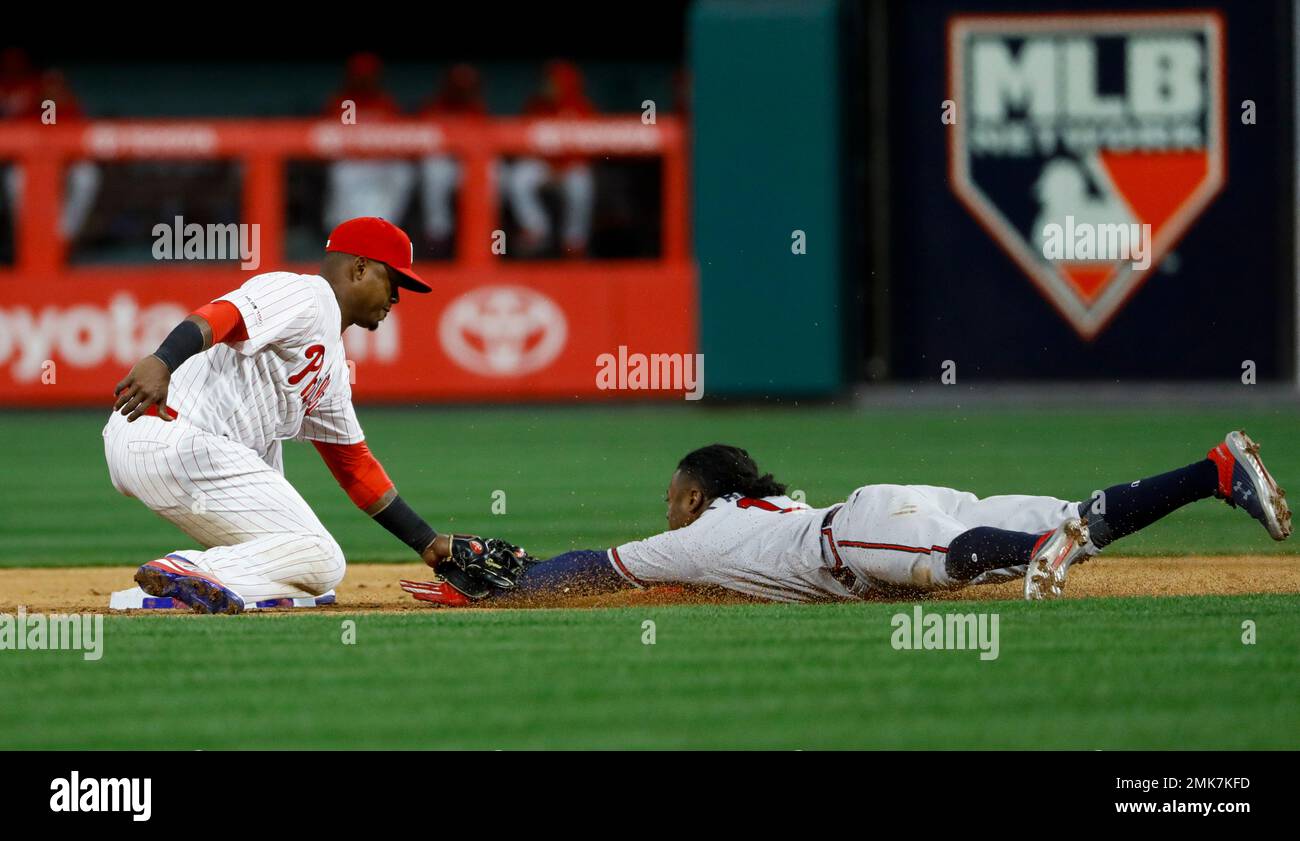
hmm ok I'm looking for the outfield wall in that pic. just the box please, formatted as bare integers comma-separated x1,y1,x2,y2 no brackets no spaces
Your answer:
691,0,849,396
2,2,1295,404
884,0,1295,382
691,0,1297,392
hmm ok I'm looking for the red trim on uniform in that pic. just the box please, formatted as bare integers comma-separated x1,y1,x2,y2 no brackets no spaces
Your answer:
312,440,395,510
141,404,179,420
1030,531,1052,558
608,546,647,588
822,527,845,570
192,300,249,344
1206,442,1234,499
737,497,799,513
836,540,949,555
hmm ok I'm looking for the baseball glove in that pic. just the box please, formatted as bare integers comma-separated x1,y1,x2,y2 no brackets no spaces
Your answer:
434,534,538,600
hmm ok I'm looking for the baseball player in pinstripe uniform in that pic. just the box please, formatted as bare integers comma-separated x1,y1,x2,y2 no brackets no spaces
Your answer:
104,216,528,614
403,438,1290,606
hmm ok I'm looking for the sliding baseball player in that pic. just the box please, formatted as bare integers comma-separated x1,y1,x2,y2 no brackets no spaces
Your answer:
105,216,526,614
403,435,1290,606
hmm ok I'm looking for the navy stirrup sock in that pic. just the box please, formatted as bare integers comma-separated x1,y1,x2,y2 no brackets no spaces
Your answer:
1078,459,1218,549
945,460,1219,581
945,527,1044,582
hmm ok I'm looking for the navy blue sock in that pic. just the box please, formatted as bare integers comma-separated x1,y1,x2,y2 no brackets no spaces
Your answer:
1077,459,1218,549
945,527,1044,581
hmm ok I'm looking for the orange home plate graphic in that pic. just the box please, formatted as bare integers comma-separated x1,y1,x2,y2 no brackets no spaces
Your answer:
948,12,1226,338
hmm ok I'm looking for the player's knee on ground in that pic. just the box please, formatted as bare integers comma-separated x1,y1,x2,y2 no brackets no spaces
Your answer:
946,526,1041,582
296,535,346,595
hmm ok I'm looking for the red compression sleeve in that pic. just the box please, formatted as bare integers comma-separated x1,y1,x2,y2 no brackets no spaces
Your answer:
191,300,249,343
312,441,396,510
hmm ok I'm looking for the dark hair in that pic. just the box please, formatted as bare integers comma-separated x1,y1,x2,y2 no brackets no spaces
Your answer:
676,444,787,498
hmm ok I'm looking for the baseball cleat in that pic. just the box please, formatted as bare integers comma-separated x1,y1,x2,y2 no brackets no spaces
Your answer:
135,555,245,615
1024,518,1091,601
1207,431,1292,540
400,578,472,608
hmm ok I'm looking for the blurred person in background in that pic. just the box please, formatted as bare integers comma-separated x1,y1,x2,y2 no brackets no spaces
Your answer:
0,47,38,251
417,63,487,257
0,47,39,116
2,63,101,242
322,53,415,229
508,60,596,257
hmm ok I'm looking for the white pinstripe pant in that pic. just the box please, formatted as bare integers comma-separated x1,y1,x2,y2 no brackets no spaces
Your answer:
102,412,346,601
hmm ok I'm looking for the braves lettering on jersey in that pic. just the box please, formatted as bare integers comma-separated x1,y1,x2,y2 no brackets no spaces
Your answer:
166,272,362,458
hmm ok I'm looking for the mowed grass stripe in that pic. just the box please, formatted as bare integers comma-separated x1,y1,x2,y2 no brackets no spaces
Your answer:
4,407,1300,565
1,594,1296,749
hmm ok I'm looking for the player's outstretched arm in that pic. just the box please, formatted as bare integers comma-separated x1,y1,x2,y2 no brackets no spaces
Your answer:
312,442,533,590
510,550,630,596
401,549,632,607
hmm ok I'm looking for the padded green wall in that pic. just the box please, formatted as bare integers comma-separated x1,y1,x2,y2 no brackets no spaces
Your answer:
690,0,845,395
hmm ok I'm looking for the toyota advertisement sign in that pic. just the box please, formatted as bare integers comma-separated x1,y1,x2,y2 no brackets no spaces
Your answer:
0,266,696,403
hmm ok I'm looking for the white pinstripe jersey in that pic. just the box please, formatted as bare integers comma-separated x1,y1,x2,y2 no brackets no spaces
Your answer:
166,271,362,460
607,493,852,603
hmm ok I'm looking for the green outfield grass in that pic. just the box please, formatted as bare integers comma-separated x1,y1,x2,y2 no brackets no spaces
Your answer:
1,594,1296,749
2,407,1298,567
5,407,1299,749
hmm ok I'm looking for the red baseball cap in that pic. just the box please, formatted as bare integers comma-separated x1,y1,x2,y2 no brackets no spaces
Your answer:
325,217,432,293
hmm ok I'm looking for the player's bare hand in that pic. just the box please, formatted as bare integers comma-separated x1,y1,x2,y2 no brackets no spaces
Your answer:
425,534,536,589
113,355,174,422
420,534,452,567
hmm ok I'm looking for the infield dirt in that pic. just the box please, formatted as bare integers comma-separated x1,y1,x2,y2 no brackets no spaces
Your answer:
1,556,1298,614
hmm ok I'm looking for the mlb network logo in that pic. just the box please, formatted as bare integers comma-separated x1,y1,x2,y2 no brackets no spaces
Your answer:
948,12,1225,338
